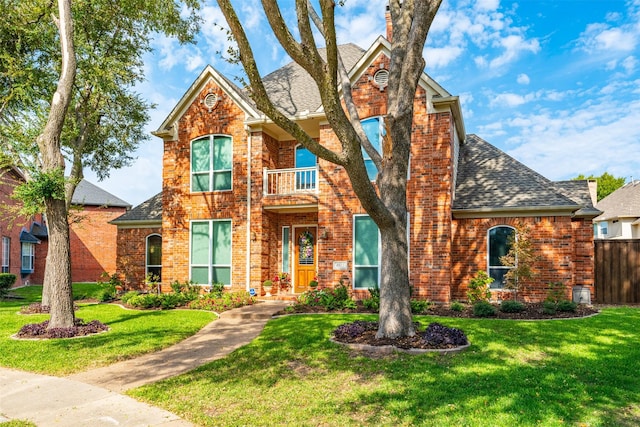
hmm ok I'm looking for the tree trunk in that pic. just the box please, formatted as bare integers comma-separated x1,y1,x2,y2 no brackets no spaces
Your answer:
45,198,75,328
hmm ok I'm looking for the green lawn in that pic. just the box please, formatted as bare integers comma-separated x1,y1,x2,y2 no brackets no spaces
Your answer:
0,285,216,375
129,309,640,427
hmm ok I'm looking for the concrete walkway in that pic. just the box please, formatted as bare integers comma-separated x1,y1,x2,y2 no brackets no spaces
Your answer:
0,300,289,426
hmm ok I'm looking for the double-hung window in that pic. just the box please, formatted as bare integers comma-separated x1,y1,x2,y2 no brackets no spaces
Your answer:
353,215,380,289
361,117,384,181
21,242,35,273
1,237,9,273
487,226,515,289
191,135,232,192
191,220,232,286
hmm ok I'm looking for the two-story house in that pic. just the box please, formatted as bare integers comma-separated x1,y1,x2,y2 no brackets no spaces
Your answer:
113,19,599,302
593,180,640,239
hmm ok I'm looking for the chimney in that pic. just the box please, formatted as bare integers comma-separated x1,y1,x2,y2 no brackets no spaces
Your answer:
385,4,392,42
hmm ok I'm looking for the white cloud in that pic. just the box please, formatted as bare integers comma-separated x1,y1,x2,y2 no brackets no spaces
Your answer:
487,35,540,69
577,20,639,53
517,73,530,85
425,46,464,68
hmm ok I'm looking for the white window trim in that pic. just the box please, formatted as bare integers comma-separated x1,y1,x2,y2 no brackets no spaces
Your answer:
282,226,290,274
487,225,516,290
190,134,233,193
352,214,381,290
189,219,233,287
1,237,9,273
21,242,35,273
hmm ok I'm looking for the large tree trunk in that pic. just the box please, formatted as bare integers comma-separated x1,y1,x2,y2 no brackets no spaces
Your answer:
36,0,76,329
45,198,74,328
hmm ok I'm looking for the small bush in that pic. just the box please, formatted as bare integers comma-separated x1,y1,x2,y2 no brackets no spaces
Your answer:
295,281,354,311
467,271,493,303
210,282,225,297
557,300,578,312
450,301,465,312
500,300,525,313
543,300,557,315
422,322,468,346
97,284,117,302
188,291,256,312
473,300,496,317
362,287,380,310
121,291,139,305
410,299,431,314
545,282,568,304
0,273,17,298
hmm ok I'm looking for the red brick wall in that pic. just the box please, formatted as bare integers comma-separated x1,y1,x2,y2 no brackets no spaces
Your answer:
451,216,595,302
115,226,162,290
68,206,127,283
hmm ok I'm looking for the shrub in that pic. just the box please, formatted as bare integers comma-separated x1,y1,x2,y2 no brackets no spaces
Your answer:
0,273,17,298
500,300,525,313
188,291,256,312
557,300,578,312
210,282,225,297
121,291,139,305
546,282,568,304
467,271,493,303
362,287,380,310
450,301,465,312
410,299,431,314
543,300,557,315
473,300,496,317
96,283,117,302
295,281,354,311
422,322,468,346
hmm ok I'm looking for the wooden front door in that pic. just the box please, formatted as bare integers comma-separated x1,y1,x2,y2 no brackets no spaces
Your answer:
294,227,317,293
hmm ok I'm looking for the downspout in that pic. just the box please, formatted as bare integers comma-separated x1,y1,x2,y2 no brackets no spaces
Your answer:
245,126,252,292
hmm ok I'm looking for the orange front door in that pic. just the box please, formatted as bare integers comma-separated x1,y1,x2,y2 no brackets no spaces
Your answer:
294,227,317,293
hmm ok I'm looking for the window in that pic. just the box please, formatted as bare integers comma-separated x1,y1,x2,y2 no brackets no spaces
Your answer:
282,227,290,274
21,242,34,273
599,221,608,237
361,117,384,180
295,145,317,190
353,215,380,289
191,135,232,192
191,220,232,286
488,226,515,289
146,234,162,283
1,237,9,273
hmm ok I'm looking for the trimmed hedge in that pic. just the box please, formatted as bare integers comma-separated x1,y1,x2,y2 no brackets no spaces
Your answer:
0,273,17,298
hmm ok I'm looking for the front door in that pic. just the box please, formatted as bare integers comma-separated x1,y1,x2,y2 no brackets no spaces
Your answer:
294,226,317,293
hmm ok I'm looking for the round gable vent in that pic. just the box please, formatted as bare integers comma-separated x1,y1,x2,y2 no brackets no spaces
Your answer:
373,69,389,89
203,93,218,110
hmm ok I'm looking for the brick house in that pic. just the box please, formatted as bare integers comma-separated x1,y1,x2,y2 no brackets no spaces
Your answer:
1,168,130,286
113,31,600,302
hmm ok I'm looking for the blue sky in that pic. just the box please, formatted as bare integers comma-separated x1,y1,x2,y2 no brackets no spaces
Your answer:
86,0,640,207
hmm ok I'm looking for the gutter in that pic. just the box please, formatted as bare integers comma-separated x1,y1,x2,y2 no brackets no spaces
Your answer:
452,205,580,219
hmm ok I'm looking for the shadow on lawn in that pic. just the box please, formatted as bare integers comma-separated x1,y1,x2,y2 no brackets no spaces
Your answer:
146,309,640,426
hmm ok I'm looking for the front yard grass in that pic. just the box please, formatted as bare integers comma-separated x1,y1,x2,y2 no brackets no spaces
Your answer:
130,309,640,427
0,285,216,375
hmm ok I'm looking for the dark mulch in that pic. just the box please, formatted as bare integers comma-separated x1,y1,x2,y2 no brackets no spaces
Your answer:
280,301,600,351
15,318,109,339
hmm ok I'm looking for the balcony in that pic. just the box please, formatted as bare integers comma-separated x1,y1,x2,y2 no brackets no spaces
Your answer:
263,167,318,196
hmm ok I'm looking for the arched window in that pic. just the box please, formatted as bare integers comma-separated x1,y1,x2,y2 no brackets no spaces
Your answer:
146,234,162,283
487,226,515,289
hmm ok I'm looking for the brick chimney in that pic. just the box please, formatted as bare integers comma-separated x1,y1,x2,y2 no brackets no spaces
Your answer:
385,4,392,42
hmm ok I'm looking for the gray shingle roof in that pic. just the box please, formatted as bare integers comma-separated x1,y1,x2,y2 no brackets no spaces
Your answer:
552,180,601,217
594,180,640,221
72,179,130,208
111,192,162,224
454,135,581,211
261,43,365,115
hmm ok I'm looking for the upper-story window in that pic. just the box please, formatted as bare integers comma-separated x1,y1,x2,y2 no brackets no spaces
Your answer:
295,145,317,190
487,226,515,289
191,135,232,192
361,117,384,180
599,221,608,237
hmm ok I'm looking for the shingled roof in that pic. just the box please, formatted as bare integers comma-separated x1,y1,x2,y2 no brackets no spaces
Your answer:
454,135,589,215
72,179,130,208
262,43,366,116
594,180,640,221
110,193,162,225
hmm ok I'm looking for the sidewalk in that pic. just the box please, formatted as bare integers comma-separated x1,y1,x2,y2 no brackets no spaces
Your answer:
0,300,289,426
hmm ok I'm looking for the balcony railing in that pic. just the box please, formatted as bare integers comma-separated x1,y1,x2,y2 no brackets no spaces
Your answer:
263,167,318,196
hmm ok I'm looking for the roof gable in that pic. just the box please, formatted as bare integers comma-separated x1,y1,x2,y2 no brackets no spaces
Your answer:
153,65,260,139
595,180,640,221
111,192,162,224
454,135,582,215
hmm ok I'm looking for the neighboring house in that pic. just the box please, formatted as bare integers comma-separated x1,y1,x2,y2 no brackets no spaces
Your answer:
594,180,640,239
113,11,600,302
0,166,46,287
1,168,130,286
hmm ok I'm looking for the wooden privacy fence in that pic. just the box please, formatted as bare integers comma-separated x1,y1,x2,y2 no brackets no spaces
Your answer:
595,239,640,304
